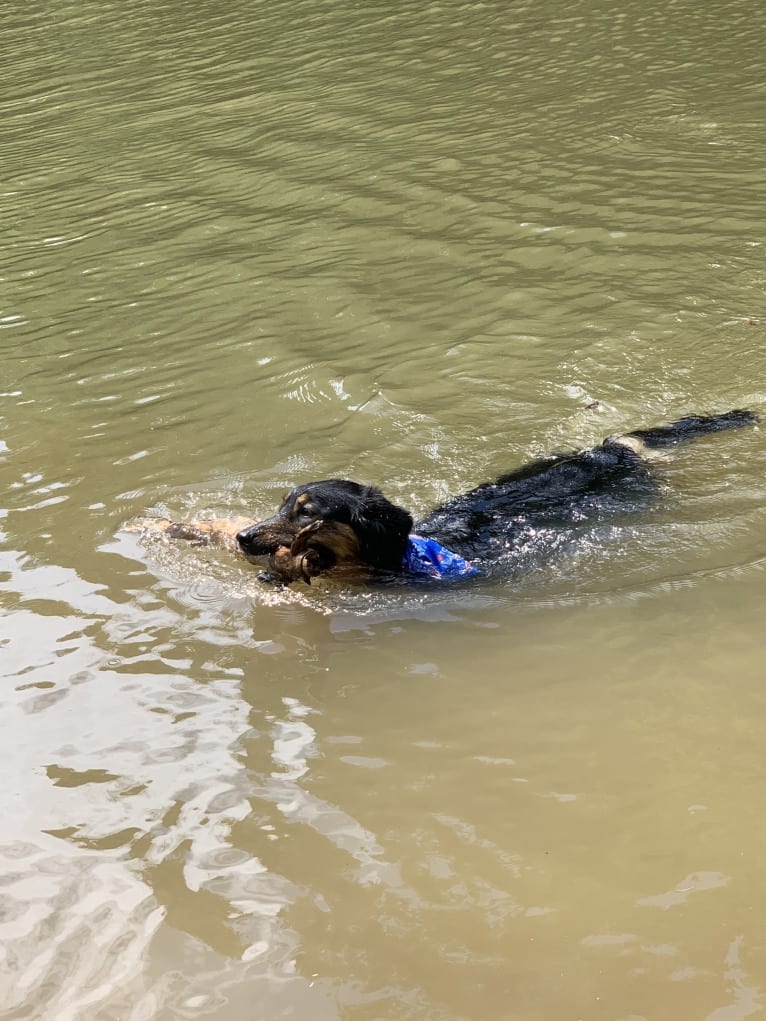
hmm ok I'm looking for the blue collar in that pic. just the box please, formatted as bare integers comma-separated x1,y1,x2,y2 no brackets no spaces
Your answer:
403,535,480,579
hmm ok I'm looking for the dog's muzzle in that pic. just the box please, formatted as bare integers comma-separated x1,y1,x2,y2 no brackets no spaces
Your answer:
236,522,273,556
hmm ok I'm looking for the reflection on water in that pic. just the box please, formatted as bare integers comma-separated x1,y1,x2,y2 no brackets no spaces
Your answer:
3,0,766,1017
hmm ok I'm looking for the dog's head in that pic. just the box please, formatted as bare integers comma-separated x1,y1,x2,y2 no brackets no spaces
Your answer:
236,480,413,583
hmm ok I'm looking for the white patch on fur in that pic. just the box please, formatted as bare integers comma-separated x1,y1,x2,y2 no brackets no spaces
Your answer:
610,434,672,462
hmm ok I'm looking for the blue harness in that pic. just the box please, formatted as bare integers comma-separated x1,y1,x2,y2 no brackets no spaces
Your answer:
403,535,479,579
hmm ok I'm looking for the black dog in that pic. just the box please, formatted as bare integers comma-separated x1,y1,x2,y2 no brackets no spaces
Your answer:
235,409,757,585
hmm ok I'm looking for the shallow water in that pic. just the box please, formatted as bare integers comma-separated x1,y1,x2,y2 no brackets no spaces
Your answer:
3,0,766,1018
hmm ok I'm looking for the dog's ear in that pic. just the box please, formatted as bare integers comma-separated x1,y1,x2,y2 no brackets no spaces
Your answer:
349,489,413,573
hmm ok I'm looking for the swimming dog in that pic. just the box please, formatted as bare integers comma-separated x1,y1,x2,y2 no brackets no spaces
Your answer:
227,409,757,585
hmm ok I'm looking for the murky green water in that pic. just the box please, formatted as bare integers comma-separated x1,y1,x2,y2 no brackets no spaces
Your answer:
3,1,766,1018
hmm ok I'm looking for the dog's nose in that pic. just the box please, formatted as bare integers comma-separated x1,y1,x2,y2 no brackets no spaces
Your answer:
236,527,254,550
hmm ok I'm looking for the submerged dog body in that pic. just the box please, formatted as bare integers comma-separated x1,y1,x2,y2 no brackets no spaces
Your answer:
232,409,757,585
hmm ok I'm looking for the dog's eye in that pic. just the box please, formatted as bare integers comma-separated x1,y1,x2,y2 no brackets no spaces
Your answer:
297,502,317,519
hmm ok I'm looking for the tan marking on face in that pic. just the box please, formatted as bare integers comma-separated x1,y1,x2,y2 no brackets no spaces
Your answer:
291,520,361,565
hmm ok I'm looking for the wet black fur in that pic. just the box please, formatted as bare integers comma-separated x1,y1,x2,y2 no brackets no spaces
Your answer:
237,480,413,573
235,409,757,581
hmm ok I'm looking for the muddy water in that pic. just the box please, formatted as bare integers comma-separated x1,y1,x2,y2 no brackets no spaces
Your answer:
3,0,766,1018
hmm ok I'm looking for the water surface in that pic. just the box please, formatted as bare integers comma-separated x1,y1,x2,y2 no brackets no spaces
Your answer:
3,1,766,1018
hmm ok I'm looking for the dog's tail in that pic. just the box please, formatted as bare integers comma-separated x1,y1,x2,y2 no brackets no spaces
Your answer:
615,408,758,451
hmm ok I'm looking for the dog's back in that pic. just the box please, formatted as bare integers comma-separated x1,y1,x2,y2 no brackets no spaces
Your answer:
417,409,758,561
